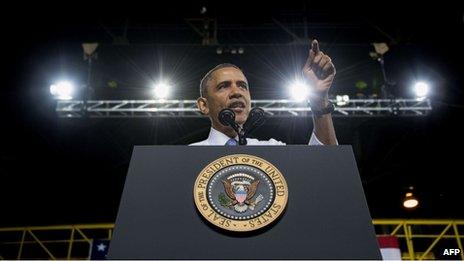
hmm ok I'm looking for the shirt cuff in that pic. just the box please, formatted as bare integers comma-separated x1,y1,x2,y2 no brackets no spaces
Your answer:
308,132,339,145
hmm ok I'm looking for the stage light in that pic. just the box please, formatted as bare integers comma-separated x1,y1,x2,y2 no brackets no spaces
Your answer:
50,81,74,100
230,48,237,54
153,81,171,99
403,188,419,209
413,81,429,99
238,47,244,54
200,6,207,14
289,81,310,102
403,192,419,209
336,95,349,106
372,42,389,55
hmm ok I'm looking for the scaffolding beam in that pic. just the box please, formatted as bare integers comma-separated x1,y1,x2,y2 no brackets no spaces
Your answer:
56,98,432,118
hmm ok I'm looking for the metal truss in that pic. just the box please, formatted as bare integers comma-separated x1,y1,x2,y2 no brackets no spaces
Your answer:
1,220,462,259
56,99,432,118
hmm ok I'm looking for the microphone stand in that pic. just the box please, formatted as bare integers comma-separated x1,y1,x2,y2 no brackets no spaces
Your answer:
219,107,266,146
235,108,266,145
226,121,247,145
237,125,247,145
218,108,247,145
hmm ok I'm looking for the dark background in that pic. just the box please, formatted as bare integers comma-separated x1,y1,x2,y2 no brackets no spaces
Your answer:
1,1,463,227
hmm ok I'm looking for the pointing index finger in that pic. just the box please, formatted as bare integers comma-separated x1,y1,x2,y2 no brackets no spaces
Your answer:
306,39,319,68
311,39,320,54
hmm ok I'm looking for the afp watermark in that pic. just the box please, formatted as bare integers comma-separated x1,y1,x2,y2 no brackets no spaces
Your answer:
443,248,461,256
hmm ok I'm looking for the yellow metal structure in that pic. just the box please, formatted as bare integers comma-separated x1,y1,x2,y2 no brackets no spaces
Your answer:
0,220,463,260
0,224,113,260
373,219,464,260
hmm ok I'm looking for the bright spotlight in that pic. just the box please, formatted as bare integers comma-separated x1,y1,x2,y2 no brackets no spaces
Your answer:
289,81,310,102
336,95,349,106
403,192,419,209
413,81,429,98
50,81,74,100
153,81,171,99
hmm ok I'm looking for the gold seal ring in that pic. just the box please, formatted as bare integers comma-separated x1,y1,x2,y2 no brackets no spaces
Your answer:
193,154,288,232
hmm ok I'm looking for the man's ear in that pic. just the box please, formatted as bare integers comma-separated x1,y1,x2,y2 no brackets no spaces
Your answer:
196,97,209,115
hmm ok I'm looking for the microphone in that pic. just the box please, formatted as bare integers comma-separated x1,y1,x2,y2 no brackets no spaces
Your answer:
218,108,237,128
218,108,247,145
243,107,266,134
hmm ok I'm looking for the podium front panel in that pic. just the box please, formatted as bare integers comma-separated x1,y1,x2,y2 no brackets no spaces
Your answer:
108,145,381,259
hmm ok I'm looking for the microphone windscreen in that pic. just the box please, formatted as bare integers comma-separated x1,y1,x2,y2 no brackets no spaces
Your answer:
244,107,266,132
218,108,236,127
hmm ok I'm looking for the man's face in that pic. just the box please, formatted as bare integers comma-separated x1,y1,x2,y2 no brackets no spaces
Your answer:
200,67,251,126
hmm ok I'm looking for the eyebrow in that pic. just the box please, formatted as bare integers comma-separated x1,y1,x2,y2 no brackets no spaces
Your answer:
216,80,248,89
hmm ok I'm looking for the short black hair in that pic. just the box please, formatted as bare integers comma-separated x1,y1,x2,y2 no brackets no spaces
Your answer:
200,63,243,97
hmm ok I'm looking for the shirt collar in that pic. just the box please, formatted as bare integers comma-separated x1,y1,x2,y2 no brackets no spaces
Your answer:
207,127,238,145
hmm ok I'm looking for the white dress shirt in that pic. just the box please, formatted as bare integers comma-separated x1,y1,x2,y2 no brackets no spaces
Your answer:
189,127,327,146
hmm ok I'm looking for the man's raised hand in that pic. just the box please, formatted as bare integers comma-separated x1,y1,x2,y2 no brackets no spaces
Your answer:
302,39,336,100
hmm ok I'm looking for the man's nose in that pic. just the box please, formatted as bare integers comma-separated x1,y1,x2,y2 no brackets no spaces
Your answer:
229,83,244,98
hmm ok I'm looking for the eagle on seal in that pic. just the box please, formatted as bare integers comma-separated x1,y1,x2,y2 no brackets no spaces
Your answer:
222,179,260,213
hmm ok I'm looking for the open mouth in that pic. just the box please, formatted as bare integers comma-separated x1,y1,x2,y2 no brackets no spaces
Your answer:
228,101,246,113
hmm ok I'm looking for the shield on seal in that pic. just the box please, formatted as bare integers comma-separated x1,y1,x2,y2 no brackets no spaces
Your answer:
234,187,247,203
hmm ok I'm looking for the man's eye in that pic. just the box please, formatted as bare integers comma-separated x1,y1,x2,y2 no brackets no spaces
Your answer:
217,83,230,90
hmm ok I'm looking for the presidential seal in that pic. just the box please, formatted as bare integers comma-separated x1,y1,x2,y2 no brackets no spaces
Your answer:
193,154,288,232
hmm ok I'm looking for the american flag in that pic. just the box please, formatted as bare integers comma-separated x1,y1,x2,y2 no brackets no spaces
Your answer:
90,239,110,260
